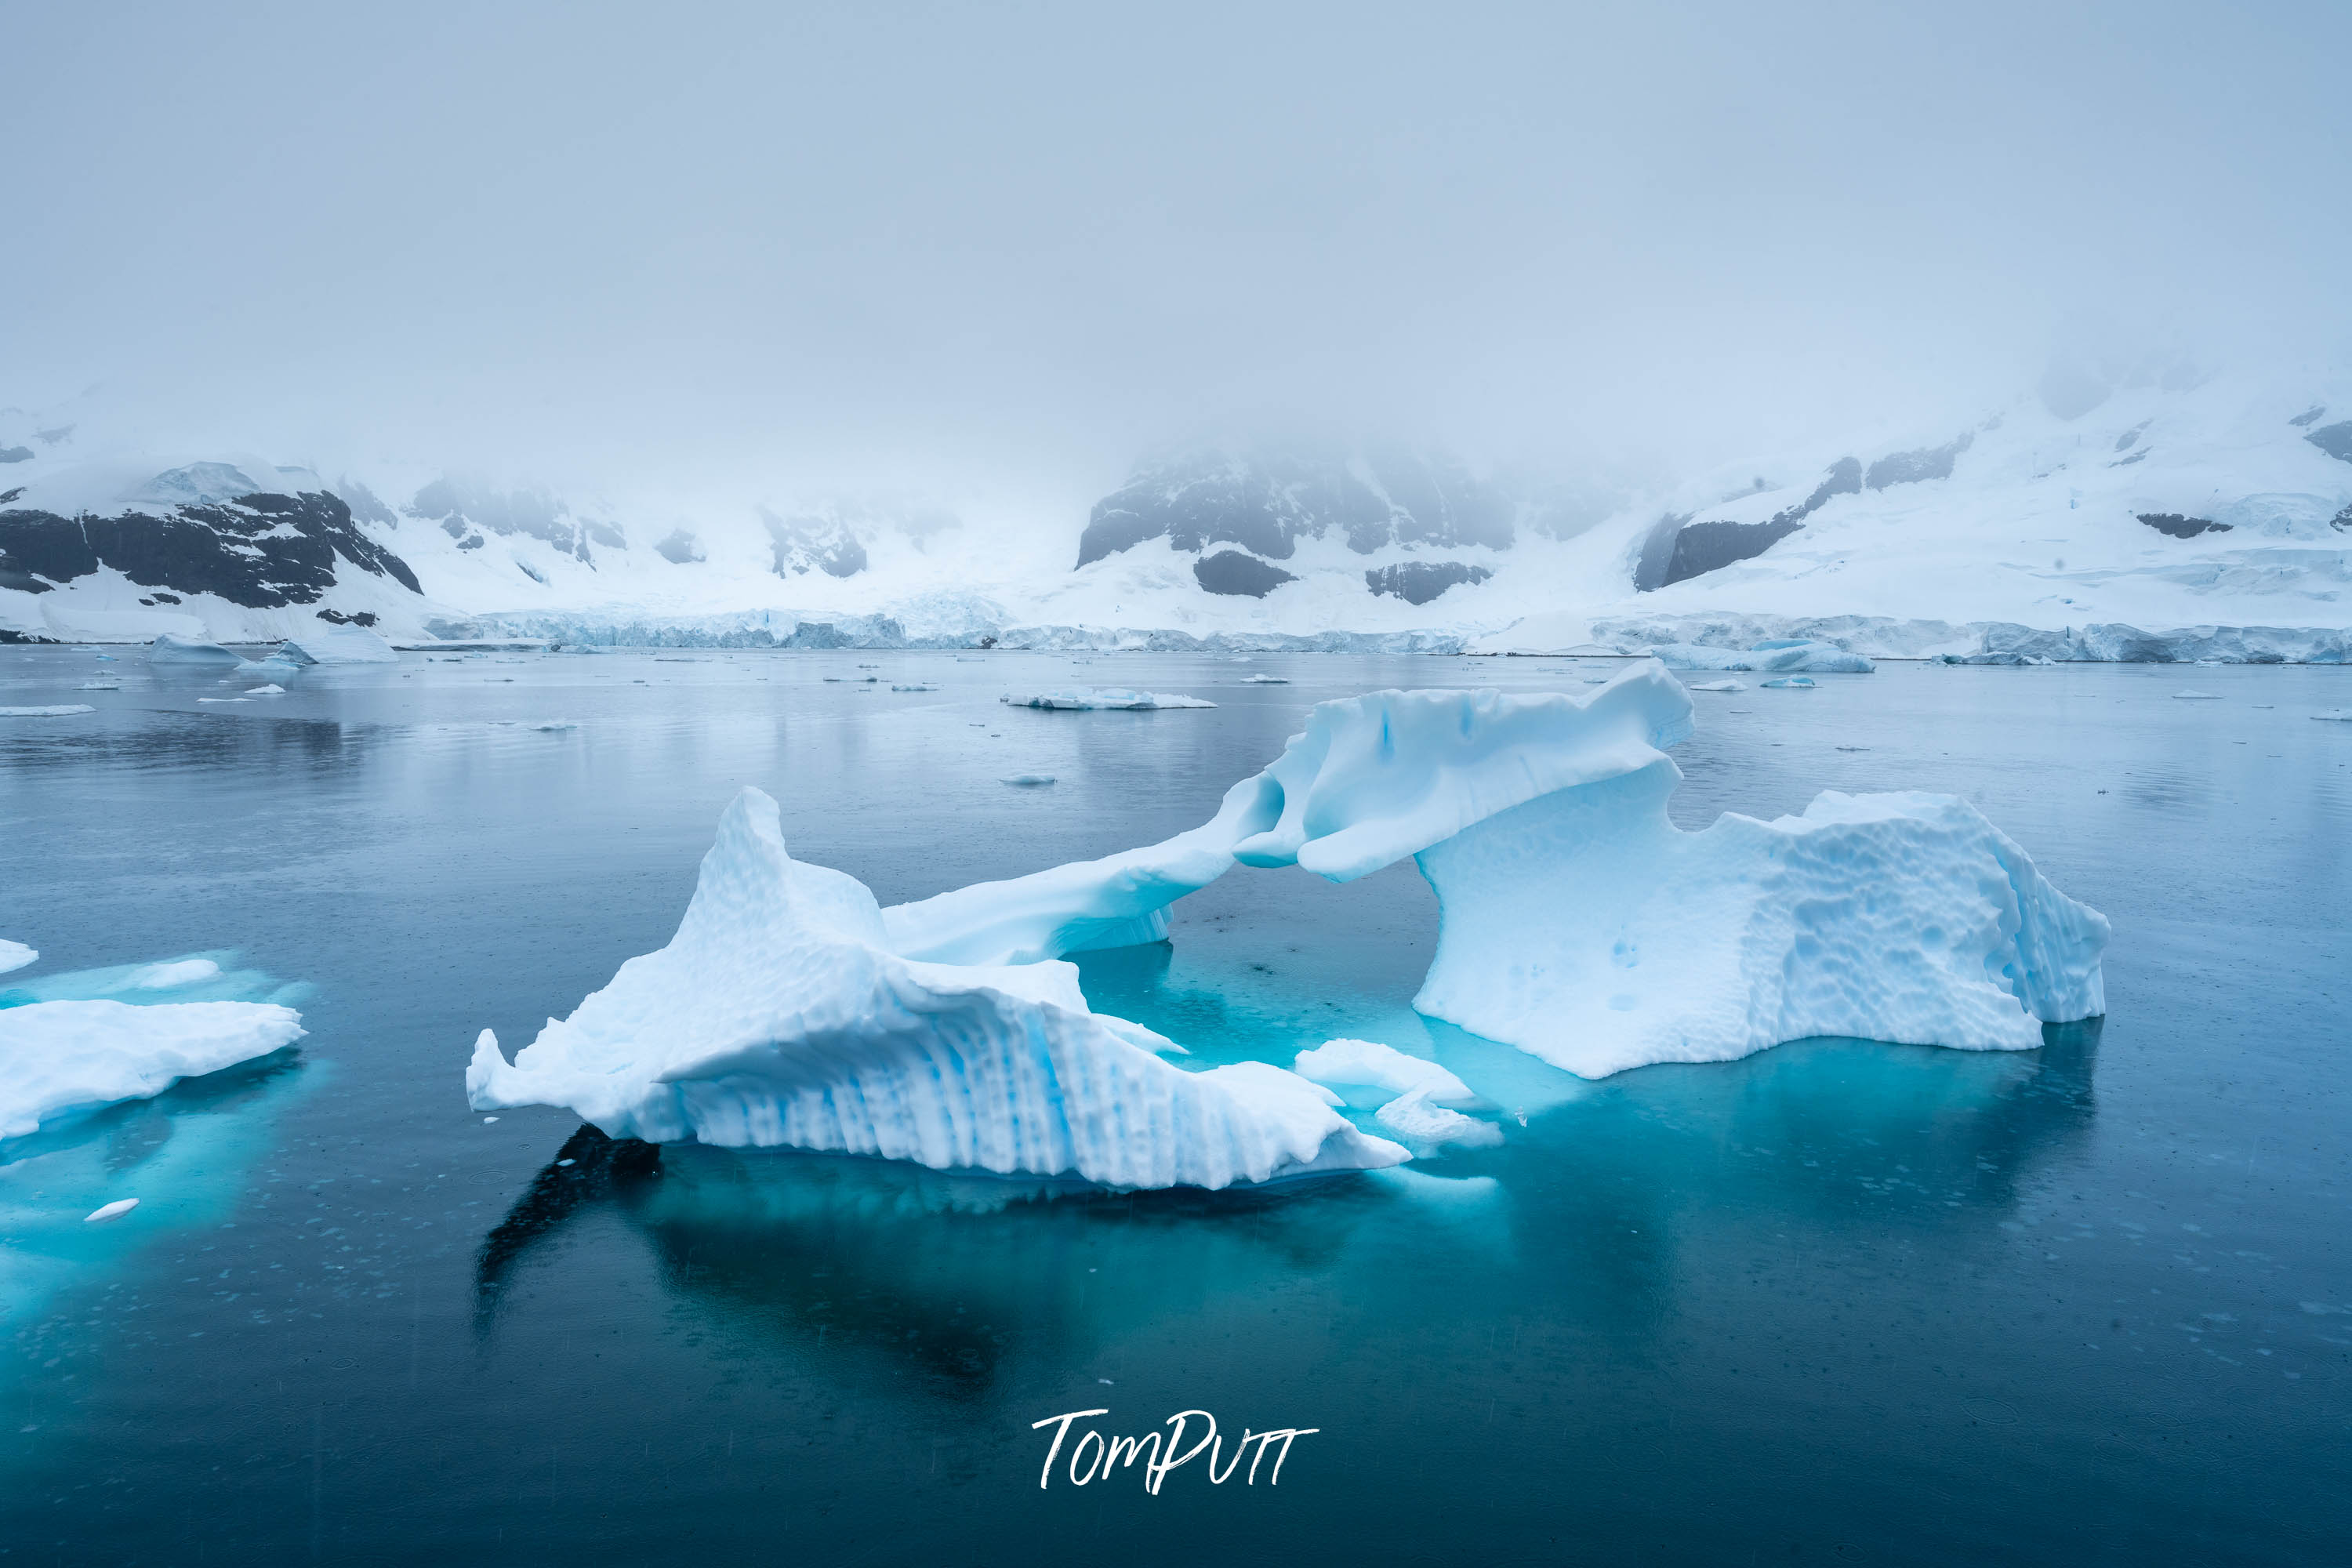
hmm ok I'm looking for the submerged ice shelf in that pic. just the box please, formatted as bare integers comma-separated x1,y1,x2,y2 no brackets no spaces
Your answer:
466,662,2107,1187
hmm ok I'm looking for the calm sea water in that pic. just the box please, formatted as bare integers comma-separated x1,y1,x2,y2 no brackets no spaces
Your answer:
2,645,2347,1566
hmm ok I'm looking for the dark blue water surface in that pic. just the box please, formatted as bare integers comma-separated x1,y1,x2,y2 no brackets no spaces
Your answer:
2,646,2347,1566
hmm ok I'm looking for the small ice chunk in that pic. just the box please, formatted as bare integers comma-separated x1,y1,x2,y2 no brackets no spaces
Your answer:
245,684,285,695
2173,690,2220,700
2,705,96,717
1760,676,1816,689
234,656,302,676
1294,1039,1475,1104
890,684,938,692
1373,1089,1504,1152
132,958,221,989
1243,674,1290,684
1686,679,1745,692
196,697,249,703
1835,744,1871,752
2311,710,2352,722
0,939,35,975
80,680,122,691
482,1115,499,1123
85,1199,140,1223
1000,774,1057,786
1001,688,1215,710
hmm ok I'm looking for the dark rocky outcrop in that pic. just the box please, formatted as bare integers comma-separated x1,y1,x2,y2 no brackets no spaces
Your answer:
0,446,32,464
408,478,618,563
1364,560,1491,604
2304,422,2352,463
1077,445,1512,568
1192,550,1297,597
1865,434,1971,490
655,528,706,564
761,510,867,579
2288,405,2327,428
1641,458,1860,591
0,490,422,605
2136,512,2230,539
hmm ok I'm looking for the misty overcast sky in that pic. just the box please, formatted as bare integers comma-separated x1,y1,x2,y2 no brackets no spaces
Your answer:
5,1,2346,503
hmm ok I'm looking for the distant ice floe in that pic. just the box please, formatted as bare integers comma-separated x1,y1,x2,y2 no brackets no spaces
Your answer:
148,633,241,665
1760,675,1815,688
1243,674,1290,684
80,679,122,691
1000,774,1057,787
2315,710,2352,722
1001,688,1216,710
1,705,95,717
2173,690,2220,700
246,684,285,695
1686,679,1745,692
466,788,1406,1189
281,626,398,664
1646,640,1874,674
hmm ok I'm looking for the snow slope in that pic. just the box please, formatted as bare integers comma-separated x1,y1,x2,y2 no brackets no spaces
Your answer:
5,370,2346,655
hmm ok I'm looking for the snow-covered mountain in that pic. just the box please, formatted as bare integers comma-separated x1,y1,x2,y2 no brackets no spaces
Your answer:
5,369,2348,658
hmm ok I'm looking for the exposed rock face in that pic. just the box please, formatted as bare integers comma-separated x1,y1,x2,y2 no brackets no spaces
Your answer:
1077,445,1513,568
2137,512,2231,539
407,478,623,561
2305,422,2352,463
1365,560,1491,604
0,490,422,606
1865,434,1971,490
760,510,867,579
655,528,706,564
1192,550,1296,597
1639,457,1862,590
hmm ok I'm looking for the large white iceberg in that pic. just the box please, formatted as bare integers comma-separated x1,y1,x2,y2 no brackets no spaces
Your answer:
466,662,2108,1187
0,998,306,1139
466,788,1406,1188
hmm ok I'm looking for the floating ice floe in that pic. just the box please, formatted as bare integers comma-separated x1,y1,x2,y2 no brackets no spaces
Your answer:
1001,688,1216,710
1761,675,1816,689
1646,641,1873,674
0,997,306,1139
1374,1089,1504,1152
148,633,241,665
2314,710,2352,722
245,684,285,695
1000,774,1057,787
0,706,95,717
2172,690,2220,700
234,655,302,677
1293,1039,1474,1103
80,679,121,691
466,788,1406,1188
1243,674,1290,684
196,697,249,704
85,1199,140,1224
1685,678,1745,692
279,626,398,665
0,940,34,975
891,683,938,692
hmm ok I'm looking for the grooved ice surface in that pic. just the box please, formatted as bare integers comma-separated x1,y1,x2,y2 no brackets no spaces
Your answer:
466,788,1407,1188
1412,766,2109,1077
0,998,306,1138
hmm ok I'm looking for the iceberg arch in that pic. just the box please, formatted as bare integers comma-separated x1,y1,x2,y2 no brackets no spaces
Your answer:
882,662,2107,1078
466,661,2107,1186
